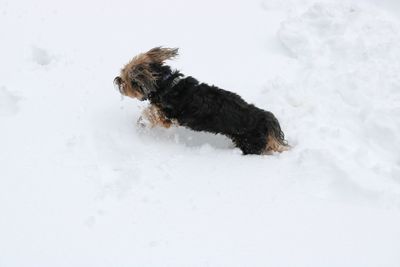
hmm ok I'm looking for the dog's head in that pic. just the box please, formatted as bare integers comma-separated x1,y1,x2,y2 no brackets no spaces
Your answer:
114,47,178,100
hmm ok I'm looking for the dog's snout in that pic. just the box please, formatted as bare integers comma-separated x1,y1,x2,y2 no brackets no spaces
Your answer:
113,76,122,86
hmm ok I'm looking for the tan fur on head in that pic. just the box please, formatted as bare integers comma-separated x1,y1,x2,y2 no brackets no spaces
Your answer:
114,47,179,100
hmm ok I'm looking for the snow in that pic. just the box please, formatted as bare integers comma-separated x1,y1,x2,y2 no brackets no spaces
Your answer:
1,0,400,266
276,1,400,199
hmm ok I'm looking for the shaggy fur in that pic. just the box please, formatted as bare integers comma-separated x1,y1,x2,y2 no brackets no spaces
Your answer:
114,47,288,155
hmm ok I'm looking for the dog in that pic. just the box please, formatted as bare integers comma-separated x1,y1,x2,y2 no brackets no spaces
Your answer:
114,47,288,155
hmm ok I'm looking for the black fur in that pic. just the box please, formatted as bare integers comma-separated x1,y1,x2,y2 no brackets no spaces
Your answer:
145,64,286,155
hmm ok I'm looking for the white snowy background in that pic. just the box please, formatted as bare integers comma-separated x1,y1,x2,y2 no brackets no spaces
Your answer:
1,0,400,266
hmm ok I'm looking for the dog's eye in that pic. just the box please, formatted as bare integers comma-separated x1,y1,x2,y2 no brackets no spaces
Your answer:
131,80,143,91
131,80,139,87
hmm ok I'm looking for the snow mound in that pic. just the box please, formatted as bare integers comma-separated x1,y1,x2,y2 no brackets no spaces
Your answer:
0,86,21,116
270,2,400,198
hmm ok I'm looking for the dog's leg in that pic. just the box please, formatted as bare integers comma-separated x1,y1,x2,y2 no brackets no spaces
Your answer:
138,105,174,128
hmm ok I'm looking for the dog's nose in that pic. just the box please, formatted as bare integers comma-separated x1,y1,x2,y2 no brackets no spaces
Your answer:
113,76,122,86
113,77,125,95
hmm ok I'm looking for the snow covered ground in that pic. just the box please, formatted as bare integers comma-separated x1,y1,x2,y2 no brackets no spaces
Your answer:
1,0,400,266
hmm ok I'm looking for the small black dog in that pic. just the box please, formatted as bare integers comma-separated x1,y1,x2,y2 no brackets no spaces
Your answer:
114,47,288,154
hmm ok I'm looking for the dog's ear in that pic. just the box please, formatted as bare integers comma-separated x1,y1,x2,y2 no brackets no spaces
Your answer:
147,47,179,64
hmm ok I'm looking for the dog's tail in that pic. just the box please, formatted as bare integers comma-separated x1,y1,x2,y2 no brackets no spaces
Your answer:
265,112,289,153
